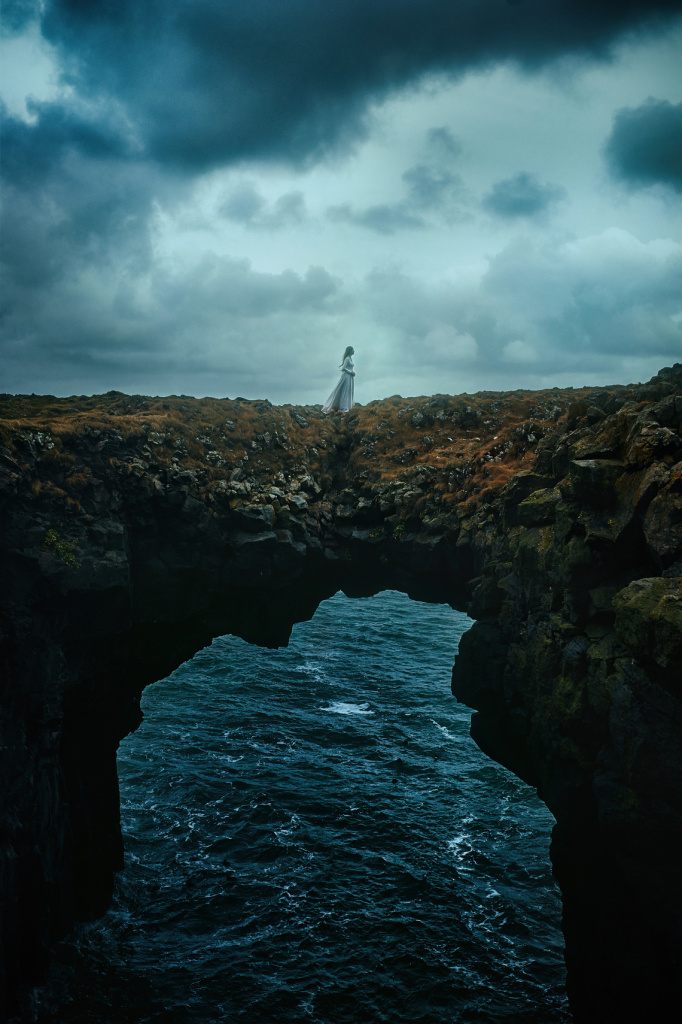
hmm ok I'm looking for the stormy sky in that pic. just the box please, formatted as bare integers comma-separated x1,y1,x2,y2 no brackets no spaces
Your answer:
1,2,681,404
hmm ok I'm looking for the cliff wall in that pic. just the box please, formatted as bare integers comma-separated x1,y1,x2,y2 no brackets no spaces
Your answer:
1,366,681,1021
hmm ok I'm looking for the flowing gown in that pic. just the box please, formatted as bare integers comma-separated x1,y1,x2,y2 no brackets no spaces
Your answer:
322,356,355,412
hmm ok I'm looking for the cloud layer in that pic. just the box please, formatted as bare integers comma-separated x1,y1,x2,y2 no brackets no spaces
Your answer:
28,1,682,170
482,172,566,219
605,98,682,193
1,2,681,400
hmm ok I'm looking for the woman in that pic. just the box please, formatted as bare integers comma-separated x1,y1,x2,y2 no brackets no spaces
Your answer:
322,346,355,413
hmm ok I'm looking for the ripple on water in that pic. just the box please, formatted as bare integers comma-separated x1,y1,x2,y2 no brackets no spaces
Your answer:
35,590,571,1023
320,701,375,715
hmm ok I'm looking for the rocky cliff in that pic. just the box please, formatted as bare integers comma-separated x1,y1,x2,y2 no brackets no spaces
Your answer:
1,367,681,1022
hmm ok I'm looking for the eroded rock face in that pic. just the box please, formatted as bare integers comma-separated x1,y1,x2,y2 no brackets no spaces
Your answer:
1,367,681,1021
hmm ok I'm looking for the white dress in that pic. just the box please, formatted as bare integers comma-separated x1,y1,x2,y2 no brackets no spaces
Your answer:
323,356,355,412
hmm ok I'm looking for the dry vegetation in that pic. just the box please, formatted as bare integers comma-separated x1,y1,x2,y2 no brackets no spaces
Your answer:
0,381,637,525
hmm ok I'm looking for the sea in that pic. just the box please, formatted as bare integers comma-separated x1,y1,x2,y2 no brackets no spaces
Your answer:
35,590,571,1023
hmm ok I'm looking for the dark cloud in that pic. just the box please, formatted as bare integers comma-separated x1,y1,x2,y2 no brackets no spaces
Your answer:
2,2,681,399
219,184,307,229
327,202,426,235
402,165,465,210
219,183,265,224
327,155,467,235
0,252,344,398
36,1,682,172
0,100,170,365
604,98,682,193
1,100,133,188
482,172,567,218
267,191,307,228
0,106,160,290
3,2,678,285
0,0,40,36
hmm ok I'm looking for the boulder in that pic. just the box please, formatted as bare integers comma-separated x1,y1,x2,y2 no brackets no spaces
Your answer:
503,472,556,509
643,463,682,571
613,577,682,678
568,459,626,506
230,504,275,532
516,487,561,526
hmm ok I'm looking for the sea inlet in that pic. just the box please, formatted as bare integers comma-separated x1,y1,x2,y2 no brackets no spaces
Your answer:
35,590,570,1023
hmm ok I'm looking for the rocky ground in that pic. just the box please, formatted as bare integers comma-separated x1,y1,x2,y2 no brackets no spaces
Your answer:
1,365,680,1022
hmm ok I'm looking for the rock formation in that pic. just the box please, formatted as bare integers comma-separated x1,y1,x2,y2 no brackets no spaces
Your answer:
1,366,680,1021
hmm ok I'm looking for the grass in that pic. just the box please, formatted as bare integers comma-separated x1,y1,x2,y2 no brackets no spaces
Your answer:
41,528,81,568
0,379,637,517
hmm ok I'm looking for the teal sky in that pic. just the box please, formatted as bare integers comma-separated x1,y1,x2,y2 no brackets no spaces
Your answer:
2,2,681,403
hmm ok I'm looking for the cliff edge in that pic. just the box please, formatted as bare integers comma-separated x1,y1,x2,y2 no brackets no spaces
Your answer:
1,366,681,1021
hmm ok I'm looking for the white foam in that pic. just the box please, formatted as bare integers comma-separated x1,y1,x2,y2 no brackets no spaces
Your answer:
275,814,301,839
446,828,476,872
300,661,329,683
431,720,458,741
321,701,374,716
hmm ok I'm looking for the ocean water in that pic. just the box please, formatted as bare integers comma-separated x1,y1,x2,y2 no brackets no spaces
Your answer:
36,590,571,1023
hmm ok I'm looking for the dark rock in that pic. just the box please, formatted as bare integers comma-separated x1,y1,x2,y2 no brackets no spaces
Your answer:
568,459,626,506
613,577,682,677
516,487,561,526
649,394,682,429
231,504,275,533
467,575,504,618
453,620,508,714
2,370,682,1022
503,471,556,509
642,463,682,570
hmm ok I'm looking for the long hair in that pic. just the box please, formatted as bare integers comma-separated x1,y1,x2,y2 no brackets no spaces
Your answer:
340,345,354,367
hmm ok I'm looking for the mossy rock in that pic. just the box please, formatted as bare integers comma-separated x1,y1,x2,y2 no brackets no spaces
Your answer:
517,487,561,526
568,458,626,507
503,472,556,509
515,524,555,572
613,577,682,673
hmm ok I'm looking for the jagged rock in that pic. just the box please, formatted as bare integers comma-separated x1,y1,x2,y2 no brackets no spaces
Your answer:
503,471,556,508
586,405,606,424
231,504,275,532
467,575,504,618
453,620,508,713
613,577,682,675
627,424,681,467
568,459,626,505
88,519,125,551
642,463,682,571
1,365,682,1022
649,394,682,428
516,486,561,526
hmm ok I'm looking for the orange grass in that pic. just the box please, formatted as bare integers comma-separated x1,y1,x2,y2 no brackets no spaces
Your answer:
0,380,632,514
